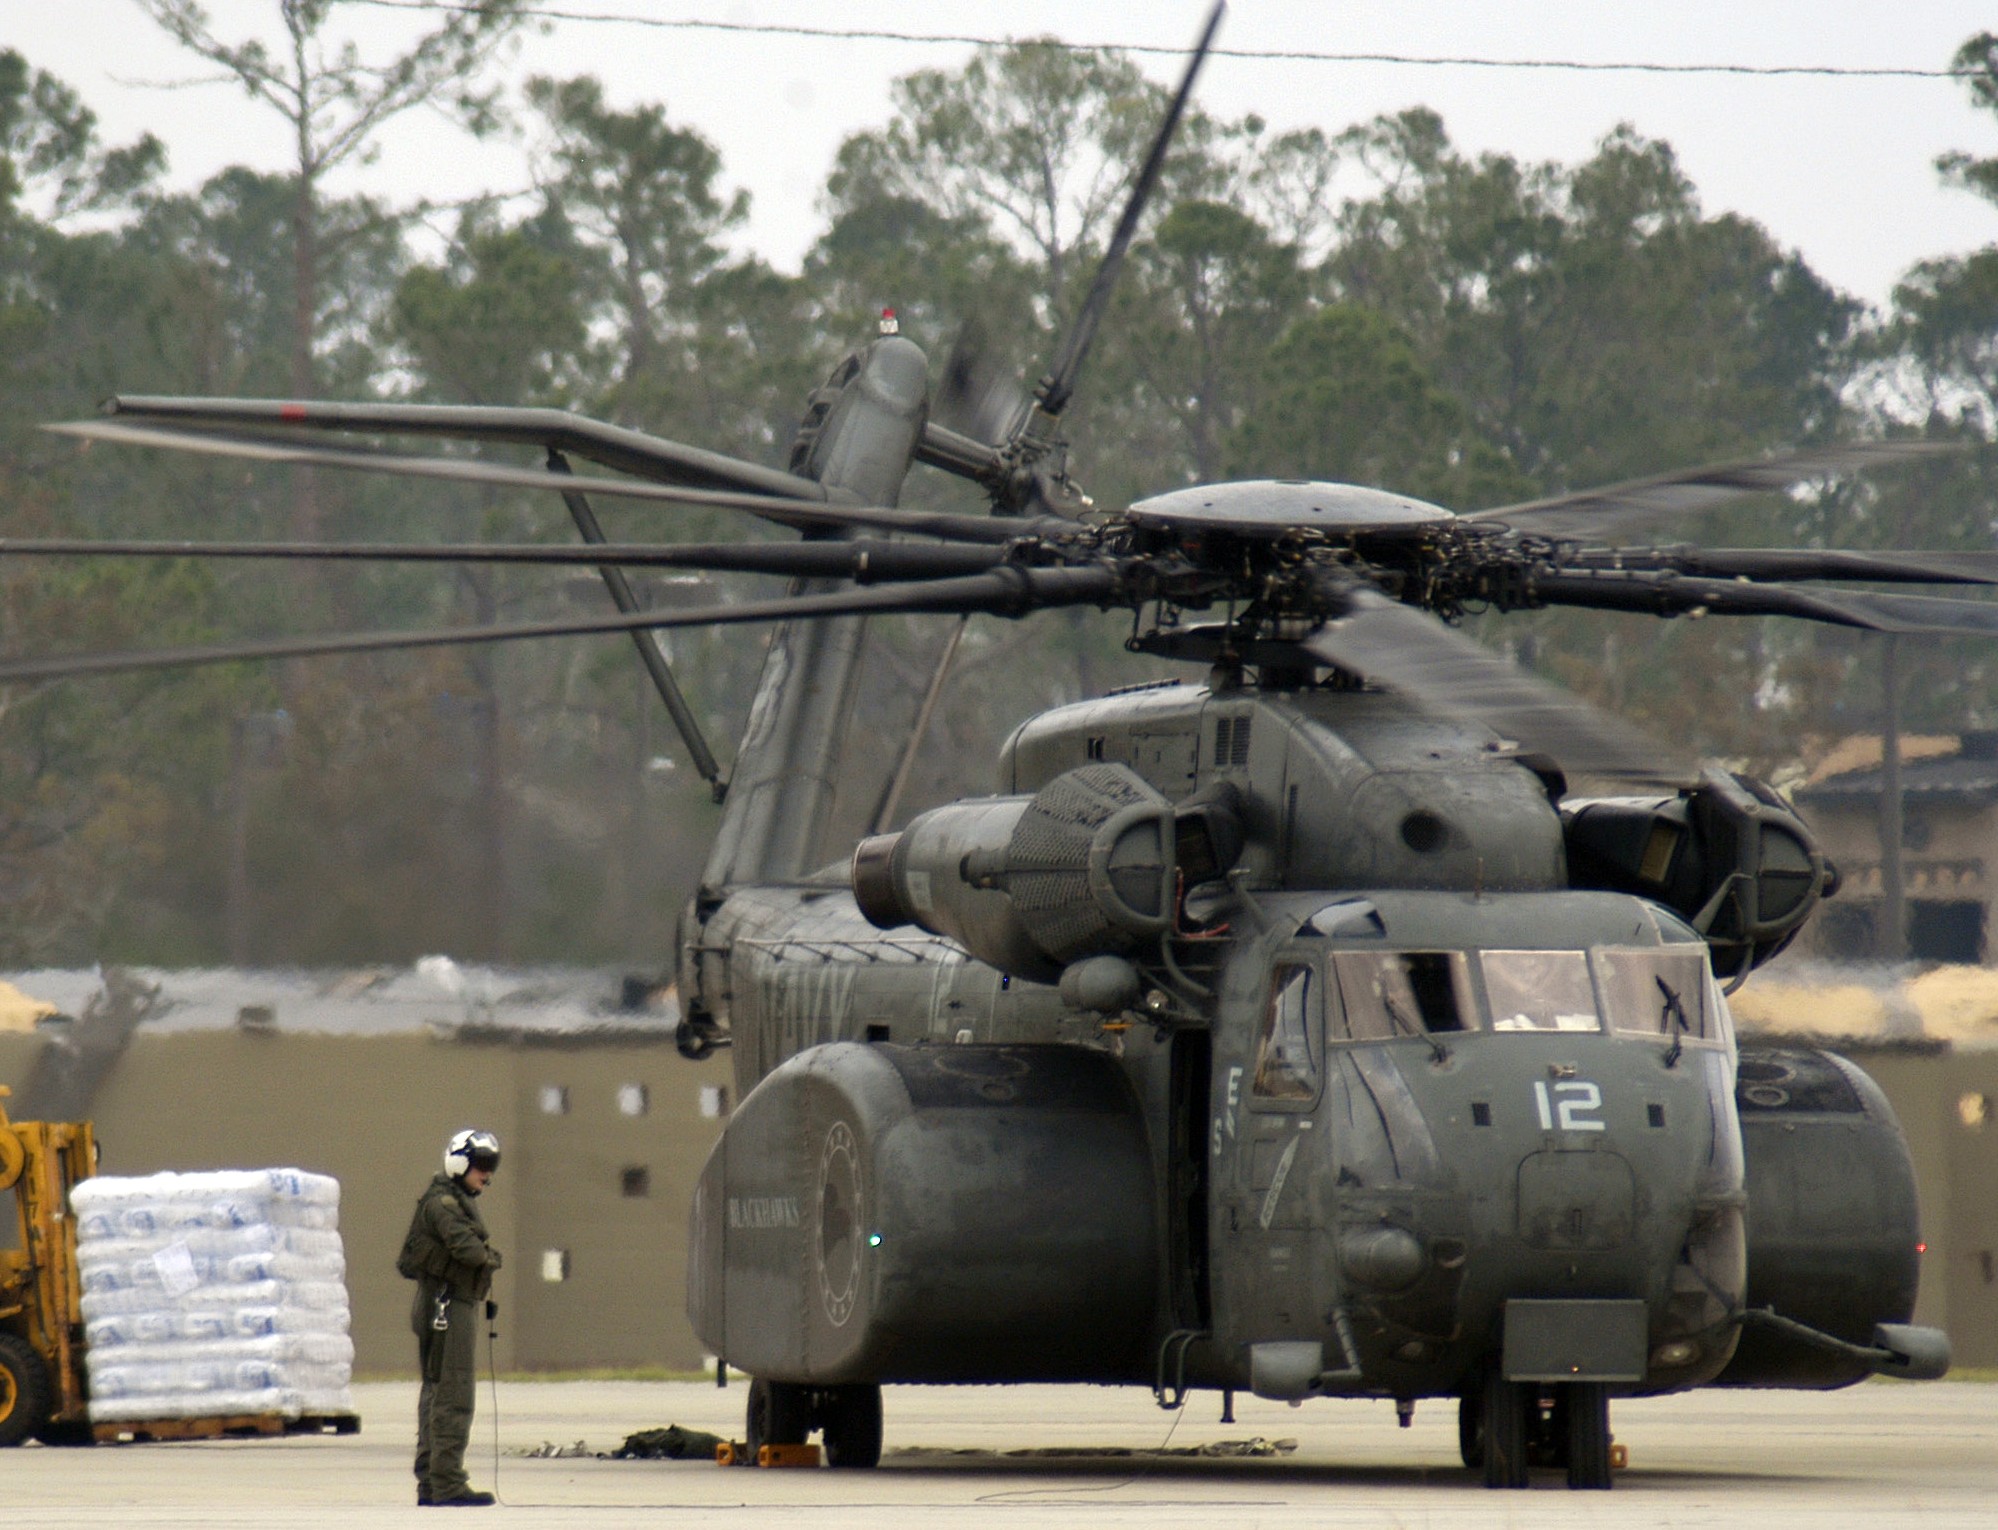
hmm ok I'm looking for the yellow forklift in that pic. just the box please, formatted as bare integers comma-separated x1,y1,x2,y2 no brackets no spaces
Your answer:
0,1085,94,1445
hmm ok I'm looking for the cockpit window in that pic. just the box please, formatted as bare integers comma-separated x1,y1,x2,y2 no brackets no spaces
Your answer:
1481,950,1599,1032
1333,951,1472,1040
1253,964,1319,1101
1596,947,1716,1042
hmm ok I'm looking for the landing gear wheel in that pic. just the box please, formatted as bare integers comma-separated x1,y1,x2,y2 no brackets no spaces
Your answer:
1456,1388,1483,1470
819,1383,883,1469
745,1377,809,1459
0,1333,52,1448
1480,1370,1530,1489
1528,1387,1569,1469
1564,1381,1613,1490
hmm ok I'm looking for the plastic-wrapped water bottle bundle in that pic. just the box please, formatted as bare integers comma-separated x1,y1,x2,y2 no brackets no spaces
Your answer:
71,1169,355,1423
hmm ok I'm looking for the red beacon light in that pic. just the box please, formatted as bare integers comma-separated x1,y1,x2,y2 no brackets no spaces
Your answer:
879,307,899,336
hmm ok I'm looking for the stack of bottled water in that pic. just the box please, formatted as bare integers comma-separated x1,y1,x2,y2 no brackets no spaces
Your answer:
72,1169,354,1423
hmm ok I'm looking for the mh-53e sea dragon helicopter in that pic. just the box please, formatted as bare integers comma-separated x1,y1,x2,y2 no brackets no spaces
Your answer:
21,2,1991,1491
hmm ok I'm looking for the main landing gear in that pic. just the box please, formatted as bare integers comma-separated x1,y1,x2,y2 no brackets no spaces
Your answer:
745,1377,884,1469
1459,1374,1614,1490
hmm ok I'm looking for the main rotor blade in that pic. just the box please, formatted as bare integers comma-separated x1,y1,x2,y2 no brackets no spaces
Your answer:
1033,1,1224,422
872,616,969,837
1301,582,1698,787
44,419,1049,546
1463,441,1965,538
99,394,819,500
0,566,1123,687
1528,570,1998,636
1568,546,1998,586
1784,588,1998,637
0,535,1009,581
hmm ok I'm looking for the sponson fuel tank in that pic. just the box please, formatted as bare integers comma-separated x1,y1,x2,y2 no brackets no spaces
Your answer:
1716,1045,1928,1388
688,1041,1160,1384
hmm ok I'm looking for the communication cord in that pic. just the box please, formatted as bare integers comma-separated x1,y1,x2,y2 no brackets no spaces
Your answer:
973,1395,1187,1504
487,1312,502,1505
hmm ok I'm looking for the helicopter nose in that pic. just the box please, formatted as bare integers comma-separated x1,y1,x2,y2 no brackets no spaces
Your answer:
1516,1147,1636,1249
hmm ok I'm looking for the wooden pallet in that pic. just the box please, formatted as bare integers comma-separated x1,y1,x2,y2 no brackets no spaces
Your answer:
93,1411,361,1445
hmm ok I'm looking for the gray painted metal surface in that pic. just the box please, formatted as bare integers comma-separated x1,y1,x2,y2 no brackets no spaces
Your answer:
697,337,929,893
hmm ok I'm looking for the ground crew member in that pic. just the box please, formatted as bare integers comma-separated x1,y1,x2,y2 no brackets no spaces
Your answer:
398,1128,504,1507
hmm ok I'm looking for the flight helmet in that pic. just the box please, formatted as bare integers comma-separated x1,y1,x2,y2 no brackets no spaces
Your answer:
444,1128,501,1180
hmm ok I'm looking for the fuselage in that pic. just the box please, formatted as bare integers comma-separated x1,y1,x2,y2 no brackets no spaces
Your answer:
686,624,1895,1409
696,874,1743,1400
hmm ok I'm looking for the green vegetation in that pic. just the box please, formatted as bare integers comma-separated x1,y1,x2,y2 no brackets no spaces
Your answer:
1,15,1995,966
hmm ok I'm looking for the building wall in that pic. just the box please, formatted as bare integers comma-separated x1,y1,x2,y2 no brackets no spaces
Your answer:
507,1046,726,1370
1802,799,1996,962
1862,1047,1998,1364
0,1030,727,1376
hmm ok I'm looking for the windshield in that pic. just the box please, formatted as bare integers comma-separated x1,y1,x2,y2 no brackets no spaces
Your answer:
1596,947,1716,1042
1333,951,1473,1039
1253,964,1319,1100
1481,950,1599,1032
1320,944,1723,1043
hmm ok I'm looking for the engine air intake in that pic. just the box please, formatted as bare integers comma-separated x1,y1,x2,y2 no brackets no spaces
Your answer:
852,764,1179,981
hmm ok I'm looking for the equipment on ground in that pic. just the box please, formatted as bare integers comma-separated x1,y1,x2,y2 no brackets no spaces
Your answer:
0,1085,95,1446
71,1167,358,1439
25,1,1975,1489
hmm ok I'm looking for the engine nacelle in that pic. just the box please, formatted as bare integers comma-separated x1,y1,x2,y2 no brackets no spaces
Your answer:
687,1041,1159,1384
852,763,1199,983
1715,1045,1928,1388
1562,768,1833,980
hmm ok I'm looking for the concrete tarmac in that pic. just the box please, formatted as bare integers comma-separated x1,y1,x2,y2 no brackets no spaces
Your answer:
13,1377,1995,1528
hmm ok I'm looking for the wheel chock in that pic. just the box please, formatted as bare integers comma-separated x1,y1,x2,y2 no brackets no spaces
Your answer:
1610,1443,1629,1470
757,1442,822,1468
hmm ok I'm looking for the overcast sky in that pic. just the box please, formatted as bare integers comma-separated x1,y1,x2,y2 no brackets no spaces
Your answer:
12,2,1998,310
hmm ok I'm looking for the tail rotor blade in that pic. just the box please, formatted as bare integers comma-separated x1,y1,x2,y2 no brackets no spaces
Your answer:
935,318,1028,446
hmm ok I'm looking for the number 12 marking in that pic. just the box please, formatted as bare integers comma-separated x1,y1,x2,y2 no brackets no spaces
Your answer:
1534,1080,1606,1132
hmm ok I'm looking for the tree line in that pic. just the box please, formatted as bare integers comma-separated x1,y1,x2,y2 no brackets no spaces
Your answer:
0,7,1994,967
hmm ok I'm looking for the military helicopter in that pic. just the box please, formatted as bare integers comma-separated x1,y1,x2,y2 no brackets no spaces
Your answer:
17,2,1984,1491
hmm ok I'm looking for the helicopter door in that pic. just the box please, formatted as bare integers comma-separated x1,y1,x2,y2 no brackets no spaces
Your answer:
1167,1029,1212,1332
1223,959,1326,1340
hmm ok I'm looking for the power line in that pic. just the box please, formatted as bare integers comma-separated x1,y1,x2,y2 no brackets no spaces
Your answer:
351,0,1977,81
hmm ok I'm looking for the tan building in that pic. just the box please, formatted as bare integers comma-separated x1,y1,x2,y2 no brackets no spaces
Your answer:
1830,1042,1998,1362
0,965,727,1376
1794,731,1998,964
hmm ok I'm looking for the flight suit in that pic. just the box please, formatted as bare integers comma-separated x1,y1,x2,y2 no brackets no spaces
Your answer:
399,1171,503,1503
